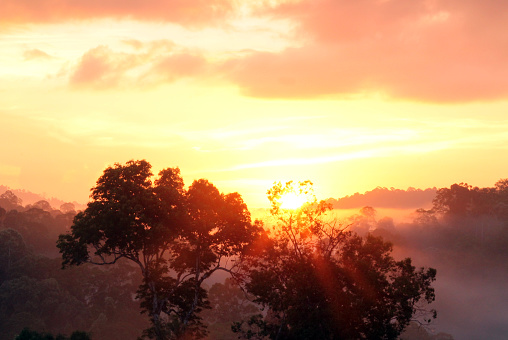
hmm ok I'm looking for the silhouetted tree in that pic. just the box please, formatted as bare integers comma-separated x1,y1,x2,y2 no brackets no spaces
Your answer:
57,160,261,339
235,181,437,340
432,181,508,218
432,183,473,216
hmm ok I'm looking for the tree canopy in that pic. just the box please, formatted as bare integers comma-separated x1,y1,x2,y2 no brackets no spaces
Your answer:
57,160,261,339
432,180,508,218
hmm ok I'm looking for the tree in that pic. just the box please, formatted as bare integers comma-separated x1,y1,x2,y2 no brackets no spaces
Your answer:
30,200,52,212
0,229,29,283
57,160,261,339
348,206,377,236
235,181,437,340
0,190,23,211
431,180,508,224
59,203,76,215
432,183,473,215
413,209,439,227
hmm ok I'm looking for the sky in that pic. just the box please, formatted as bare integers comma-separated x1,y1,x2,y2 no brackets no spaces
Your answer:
1,0,508,208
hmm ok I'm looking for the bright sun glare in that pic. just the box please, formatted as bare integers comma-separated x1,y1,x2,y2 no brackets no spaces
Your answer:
279,192,308,210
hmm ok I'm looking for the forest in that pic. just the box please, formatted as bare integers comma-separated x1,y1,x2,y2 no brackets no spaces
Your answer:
1,161,507,339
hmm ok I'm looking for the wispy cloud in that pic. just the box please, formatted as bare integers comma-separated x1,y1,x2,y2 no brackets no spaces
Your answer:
23,48,54,60
210,139,453,172
32,114,189,149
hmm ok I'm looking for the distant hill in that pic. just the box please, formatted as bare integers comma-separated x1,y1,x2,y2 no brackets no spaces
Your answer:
0,184,437,212
327,187,437,209
0,185,86,211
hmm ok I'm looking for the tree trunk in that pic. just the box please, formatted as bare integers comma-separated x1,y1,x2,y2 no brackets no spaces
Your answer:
148,280,166,340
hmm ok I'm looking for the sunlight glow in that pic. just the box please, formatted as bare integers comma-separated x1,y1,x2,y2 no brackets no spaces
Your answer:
279,192,308,210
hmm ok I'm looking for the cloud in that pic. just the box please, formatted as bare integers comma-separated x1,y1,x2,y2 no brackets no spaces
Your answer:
150,53,207,81
224,0,508,102
68,41,208,89
69,45,138,88
42,0,508,102
0,0,236,27
208,138,451,173
23,48,54,60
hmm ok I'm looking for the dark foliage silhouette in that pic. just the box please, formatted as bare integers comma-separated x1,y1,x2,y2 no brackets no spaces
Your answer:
14,328,91,340
57,160,261,339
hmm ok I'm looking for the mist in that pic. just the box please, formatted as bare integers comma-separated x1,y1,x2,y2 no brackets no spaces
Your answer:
1,182,508,339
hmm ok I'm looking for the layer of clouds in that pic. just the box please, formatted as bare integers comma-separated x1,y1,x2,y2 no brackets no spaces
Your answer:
0,0,236,27
226,0,508,101
9,0,508,102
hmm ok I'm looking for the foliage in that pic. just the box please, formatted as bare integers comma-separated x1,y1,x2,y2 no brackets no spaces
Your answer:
235,181,437,340
401,179,508,266
432,180,508,218
14,328,91,340
327,187,437,210
0,234,147,340
57,160,261,339
0,190,23,211
0,229,28,282
200,278,259,339
399,322,454,340
0,269,90,339
0,205,74,257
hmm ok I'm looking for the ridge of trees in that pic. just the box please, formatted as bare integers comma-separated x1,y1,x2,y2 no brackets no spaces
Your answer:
0,185,86,212
0,192,76,258
431,180,508,218
328,187,437,209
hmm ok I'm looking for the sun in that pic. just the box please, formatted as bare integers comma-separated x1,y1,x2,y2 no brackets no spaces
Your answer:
279,192,308,210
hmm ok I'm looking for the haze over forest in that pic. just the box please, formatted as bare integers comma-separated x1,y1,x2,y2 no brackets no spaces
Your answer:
1,178,508,339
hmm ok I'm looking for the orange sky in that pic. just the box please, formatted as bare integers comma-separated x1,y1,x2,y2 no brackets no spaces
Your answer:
1,0,508,208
